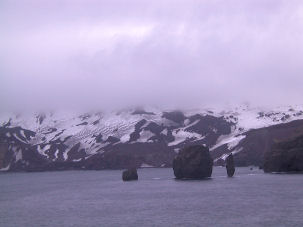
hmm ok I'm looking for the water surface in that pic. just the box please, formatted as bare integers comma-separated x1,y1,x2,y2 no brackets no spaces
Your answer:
0,167,302,226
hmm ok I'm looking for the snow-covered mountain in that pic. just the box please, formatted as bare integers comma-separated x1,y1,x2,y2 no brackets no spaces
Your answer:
1,105,303,171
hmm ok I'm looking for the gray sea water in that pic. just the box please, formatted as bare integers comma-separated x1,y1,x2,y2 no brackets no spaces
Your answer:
0,167,302,227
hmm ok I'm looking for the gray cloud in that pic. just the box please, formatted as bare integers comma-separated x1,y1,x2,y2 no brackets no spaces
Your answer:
1,0,303,111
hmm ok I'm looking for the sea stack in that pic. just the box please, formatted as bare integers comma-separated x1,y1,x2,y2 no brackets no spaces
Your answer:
173,145,213,179
122,168,138,181
226,154,235,177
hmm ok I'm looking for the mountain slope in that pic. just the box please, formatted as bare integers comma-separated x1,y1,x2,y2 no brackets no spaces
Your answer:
1,105,303,171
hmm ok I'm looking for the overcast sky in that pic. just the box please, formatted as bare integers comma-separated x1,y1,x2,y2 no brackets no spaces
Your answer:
1,0,303,111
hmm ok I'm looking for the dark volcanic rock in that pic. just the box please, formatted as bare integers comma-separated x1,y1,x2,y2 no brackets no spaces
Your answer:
213,120,303,167
122,168,138,181
187,115,232,136
226,154,235,177
37,113,46,124
185,115,233,147
215,158,225,167
132,109,155,115
264,135,303,173
173,145,213,179
0,143,10,169
162,111,185,124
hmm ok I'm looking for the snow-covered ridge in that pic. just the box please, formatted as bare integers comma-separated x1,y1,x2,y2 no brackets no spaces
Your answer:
1,105,303,168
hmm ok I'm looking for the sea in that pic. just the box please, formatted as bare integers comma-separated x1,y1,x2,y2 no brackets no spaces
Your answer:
0,167,302,227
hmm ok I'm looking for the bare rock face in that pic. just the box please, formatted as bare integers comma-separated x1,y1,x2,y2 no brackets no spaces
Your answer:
122,168,138,181
264,135,303,173
173,145,213,179
226,154,235,177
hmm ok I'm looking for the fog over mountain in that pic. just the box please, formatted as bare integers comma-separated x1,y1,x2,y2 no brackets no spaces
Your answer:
1,0,303,111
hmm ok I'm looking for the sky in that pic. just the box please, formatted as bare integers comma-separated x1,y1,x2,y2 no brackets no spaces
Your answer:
1,0,303,111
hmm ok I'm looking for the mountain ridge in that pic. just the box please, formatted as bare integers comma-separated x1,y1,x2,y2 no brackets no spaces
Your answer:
1,105,303,171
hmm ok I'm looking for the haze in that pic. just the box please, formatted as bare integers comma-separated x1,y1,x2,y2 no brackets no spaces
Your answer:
1,0,303,111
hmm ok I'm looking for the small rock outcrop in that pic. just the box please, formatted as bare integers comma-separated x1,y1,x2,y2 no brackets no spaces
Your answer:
226,154,235,177
264,135,303,173
122,168,138,181
173,145,213,179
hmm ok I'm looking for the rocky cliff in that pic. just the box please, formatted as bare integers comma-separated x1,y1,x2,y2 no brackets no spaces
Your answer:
264,135,303,173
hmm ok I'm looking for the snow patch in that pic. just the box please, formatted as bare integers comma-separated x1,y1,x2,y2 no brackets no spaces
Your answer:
214,147,243,162
137,130,154,143
232,147,243,155
228,135,246,150
54,149,59,160
37,144,50,157
15,150,22,162
120,134,130,143
0,164,10,171
211,134,245,151
20,130,26,139
13,133,26,143
63,150,69,161
174,148,180,153
184,119,190,126
184,119,200,130
140,163,154,168
161,128,168,136
168,130,202,146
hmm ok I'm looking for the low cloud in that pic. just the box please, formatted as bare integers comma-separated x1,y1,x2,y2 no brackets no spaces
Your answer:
1,0,303,111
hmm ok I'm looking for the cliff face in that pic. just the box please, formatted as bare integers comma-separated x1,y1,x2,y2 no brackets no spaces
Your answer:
0,143,9,169
213,120,303,168
264,135,303,173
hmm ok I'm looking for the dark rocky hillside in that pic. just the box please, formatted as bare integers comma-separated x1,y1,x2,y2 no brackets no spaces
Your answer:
213,120,303,167
264,134,303,173
1,106,303,171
